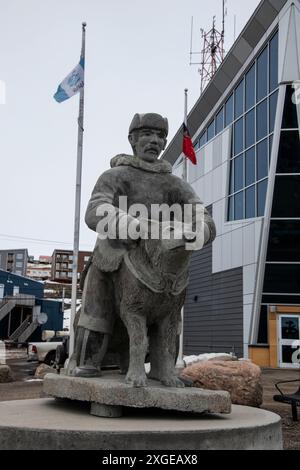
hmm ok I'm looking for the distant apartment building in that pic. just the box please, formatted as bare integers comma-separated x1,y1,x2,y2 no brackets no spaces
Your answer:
26,256,52,281
0,249,28,277
51,250,92,283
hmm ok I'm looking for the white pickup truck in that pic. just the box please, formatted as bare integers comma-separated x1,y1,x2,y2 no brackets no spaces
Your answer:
27,335,67,365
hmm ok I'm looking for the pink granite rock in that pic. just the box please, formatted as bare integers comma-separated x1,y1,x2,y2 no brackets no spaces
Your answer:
181,360,263,407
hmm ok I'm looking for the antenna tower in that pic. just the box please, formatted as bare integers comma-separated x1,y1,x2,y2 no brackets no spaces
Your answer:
190,0,227,94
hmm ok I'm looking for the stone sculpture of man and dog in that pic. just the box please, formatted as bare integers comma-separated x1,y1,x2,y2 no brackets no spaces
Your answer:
67,113,216,388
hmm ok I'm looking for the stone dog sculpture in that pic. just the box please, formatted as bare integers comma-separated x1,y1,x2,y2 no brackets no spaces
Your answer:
68,113,216,388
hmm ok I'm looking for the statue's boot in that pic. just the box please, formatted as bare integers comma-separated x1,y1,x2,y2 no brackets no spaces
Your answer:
67,326,109,378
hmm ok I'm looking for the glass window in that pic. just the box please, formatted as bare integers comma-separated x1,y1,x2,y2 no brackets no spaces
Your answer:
245,63,255,111
282,85,298,129
234,191,244,220
199,131,207,148
257,179,268,216
245,109,255,148
207,120,215,141
257,305,268,344
257,99,268,141
235,80,244,119
269,32,278,93
272,175,300,218
245,147,256,186
245,185,256,219
257,46,268,102
229,160,234,194
234,117,244,155
277,130,300,173
234,154,244,192
257,138,269,180
228,196,234,221
281,317,300,340
263,264,300,294
225,94,234,127
216,108,224,134
16,262,23,268
269,90,278,133
194,139,200,151
16,254,24,260
269,135,273,163
267,220,300,262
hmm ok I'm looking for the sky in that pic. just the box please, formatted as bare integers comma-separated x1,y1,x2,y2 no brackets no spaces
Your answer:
0,0,261,258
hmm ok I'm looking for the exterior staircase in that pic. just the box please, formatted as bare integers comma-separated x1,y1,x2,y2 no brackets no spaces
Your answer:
18,320,39,343
0,299,16,322
9,316,31,341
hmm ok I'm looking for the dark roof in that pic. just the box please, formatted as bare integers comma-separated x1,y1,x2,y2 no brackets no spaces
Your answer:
162,0,287,165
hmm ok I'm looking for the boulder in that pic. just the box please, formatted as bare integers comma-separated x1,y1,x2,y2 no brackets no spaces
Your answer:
181,360,263,407
0,365,14,383
34,364,56,380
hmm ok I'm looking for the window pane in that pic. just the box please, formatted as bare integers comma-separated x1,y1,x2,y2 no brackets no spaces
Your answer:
257,99,268,141
234,154,244,192
257,46,268,102
235,80,244,119
269,32,278,93
269,135,273,163
216,108,224,134
282,345,299,364
234,191,244,220
245,63,255,111
229,160,234,194
281,317,299,340
234,117,244,155
272,175,300,217
245,147,256,186
257,138,269,180
277,130,300,173
207,120,215,140
225,94,234,127
257,305,268,344
257,179,268,216
263,264,300,294
267,220,300,262
200,131,207,147
245,185,256,219
228,196,234,221
245,109,255,148
269,90,278,133
282,85,298,129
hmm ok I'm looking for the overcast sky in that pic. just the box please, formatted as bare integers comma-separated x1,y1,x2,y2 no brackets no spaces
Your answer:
0,0,260,257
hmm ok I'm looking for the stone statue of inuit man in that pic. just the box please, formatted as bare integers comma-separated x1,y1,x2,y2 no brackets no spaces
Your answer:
68,113,216,387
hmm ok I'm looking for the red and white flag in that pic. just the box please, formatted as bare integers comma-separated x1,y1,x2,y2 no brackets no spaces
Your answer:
182,123,197,165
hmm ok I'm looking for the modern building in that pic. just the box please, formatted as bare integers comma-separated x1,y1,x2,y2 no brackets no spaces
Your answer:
51,250,92,283
0,249,28,276
163,0,300,368
26,256,52,281
0,270,63,342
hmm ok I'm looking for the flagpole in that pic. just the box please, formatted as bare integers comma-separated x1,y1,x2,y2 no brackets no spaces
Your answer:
177,88,189,370
69,22,86,358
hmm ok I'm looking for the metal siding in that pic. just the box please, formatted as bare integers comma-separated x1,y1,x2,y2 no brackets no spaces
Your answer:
184,207,244,357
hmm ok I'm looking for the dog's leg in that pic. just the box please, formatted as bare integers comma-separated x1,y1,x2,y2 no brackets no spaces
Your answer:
120,311,148,387
148,324,162,381
158,310,185,388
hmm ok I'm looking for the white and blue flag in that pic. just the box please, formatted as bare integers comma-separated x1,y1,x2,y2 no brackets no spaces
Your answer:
54,57,84,103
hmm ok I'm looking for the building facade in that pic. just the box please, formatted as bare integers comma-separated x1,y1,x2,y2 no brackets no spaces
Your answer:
163,0,300,368
0,270,63,342
0,249,28,276
51,250,92,283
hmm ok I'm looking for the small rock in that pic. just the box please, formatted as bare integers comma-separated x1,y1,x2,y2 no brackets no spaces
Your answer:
35,364,56,380
181,360,263,408
0,365,14,383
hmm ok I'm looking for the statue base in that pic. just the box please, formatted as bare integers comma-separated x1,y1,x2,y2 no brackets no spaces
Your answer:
0,397,282,450
43,372,231,417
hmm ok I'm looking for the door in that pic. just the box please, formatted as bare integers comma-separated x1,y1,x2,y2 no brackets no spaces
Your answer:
278,315,300,369
0,284,4,300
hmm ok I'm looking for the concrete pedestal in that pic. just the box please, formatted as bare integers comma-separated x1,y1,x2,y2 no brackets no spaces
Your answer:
0,398,282,450
43,373,231,417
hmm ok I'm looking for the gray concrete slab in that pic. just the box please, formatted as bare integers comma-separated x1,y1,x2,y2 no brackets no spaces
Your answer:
43,373,231,415
0,398,282,450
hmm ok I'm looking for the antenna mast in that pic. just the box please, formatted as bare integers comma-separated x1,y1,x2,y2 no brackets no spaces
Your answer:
190,0,227,94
